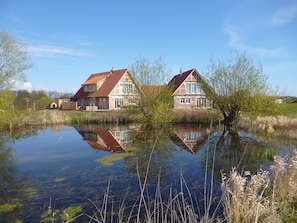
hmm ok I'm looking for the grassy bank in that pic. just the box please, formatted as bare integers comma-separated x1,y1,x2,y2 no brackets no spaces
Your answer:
1,103,296,132
0,110,134,130
239,103,297,136
0,108,221,131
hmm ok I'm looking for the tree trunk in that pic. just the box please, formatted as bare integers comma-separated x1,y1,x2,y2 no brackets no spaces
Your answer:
222,109,238,135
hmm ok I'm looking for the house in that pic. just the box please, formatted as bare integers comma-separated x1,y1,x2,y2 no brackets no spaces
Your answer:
170,127,210,154
168,68,211,109
75,125,138,153
73,68,140,110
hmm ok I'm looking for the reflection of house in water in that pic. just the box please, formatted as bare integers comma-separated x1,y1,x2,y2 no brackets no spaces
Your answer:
77,128,133,153
170,129,209,154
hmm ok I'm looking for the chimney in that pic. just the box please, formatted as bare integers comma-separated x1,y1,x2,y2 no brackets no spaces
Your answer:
180,68,182,76
110,67,114,74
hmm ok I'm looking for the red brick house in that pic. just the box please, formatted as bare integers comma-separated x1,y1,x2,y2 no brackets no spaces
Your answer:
168,68,211,109
73,68,140,110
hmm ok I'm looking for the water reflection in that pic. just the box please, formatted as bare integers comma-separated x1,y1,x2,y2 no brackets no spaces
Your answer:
0,132,32,223
1,124,296,222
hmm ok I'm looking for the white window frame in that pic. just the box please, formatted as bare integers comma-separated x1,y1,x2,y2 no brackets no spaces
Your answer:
120,83,133,94
186,83,191,94
191,83,197,94
197,83,202,94
115,98,124,108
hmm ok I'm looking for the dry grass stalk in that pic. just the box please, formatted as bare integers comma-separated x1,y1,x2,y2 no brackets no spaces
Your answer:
254,116,297,132
221,168,270,223
271,149,297,202
221,149,297,223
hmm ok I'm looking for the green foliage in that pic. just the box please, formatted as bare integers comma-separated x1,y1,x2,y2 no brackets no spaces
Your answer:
96,147,137,166
203,52,278,133
129,56,170,87
0,203,17,212
14,90,54,110
54,178,66,182
35,96,53,110
128,56,173,125
0,31,32,90
137,85,173,124
41,205,82,223
0,90,15,110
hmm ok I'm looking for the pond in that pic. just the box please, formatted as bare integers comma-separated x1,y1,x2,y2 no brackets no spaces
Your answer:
0,123,296,222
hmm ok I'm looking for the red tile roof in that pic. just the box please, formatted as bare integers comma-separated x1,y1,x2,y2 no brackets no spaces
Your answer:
82,73,109,85
93,130,125,153
91,69,128,97
168,69,195,93
141,85,161,98
73,68,128,99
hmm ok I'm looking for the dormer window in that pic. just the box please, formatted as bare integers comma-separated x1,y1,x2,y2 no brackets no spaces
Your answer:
84,84,96,92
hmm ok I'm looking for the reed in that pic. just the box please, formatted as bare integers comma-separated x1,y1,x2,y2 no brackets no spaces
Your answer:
83,129,221,223
221,149,297,223
172,109,222,125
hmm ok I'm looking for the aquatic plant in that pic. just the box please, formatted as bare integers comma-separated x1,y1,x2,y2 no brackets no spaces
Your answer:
54,177,66,183
40,204,83,223
96,147,137,166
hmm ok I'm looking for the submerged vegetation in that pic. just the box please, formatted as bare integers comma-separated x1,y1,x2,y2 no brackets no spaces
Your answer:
35,143,297,223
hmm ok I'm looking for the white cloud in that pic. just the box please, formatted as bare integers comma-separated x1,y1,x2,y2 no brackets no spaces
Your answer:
271,3,297,25
28,45,93,57
13,81,33,91
224,23,284,56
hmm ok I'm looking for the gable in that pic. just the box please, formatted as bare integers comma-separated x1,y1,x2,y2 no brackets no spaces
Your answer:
91,69,127,97
168,68,204,95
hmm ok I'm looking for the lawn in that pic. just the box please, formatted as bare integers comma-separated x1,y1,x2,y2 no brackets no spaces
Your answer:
244,103,297,121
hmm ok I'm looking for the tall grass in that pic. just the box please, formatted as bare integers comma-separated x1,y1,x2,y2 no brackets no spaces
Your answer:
221,149,297,223
239,115,297,134
83,141,297,223
35,126,297,223
172,109,222,126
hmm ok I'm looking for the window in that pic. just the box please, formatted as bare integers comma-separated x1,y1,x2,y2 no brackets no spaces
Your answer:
185,132,202,140
186,82,201,94
120,131,130,142
84,84,96,92
197,97,206,107
180,98,190,104
186,83,191,94
115,98,123,108
197,83,202,94
192,84,197,94
120,83,133,94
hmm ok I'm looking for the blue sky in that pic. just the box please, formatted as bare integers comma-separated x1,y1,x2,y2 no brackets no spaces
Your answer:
1,0,297,96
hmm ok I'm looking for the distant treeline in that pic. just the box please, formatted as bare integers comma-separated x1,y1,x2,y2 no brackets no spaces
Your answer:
13,90,72,110
281,96,297,103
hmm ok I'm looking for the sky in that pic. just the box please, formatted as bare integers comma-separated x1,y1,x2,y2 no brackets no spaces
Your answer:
1,0,297,96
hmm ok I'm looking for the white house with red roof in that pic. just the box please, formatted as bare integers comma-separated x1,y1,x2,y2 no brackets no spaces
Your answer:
168,68,211,109
73,68,140,110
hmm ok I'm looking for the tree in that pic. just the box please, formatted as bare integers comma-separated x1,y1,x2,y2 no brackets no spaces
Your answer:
203,52,278,134
129,56,170,87
0,31,32,90
128,56,173,125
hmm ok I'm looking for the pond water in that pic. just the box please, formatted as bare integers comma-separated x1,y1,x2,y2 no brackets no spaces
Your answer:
1,124,296,222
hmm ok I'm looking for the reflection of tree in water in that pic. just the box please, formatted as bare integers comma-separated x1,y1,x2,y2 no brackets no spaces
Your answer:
201,130,271,179
123,125,177,183
0,132,34,223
